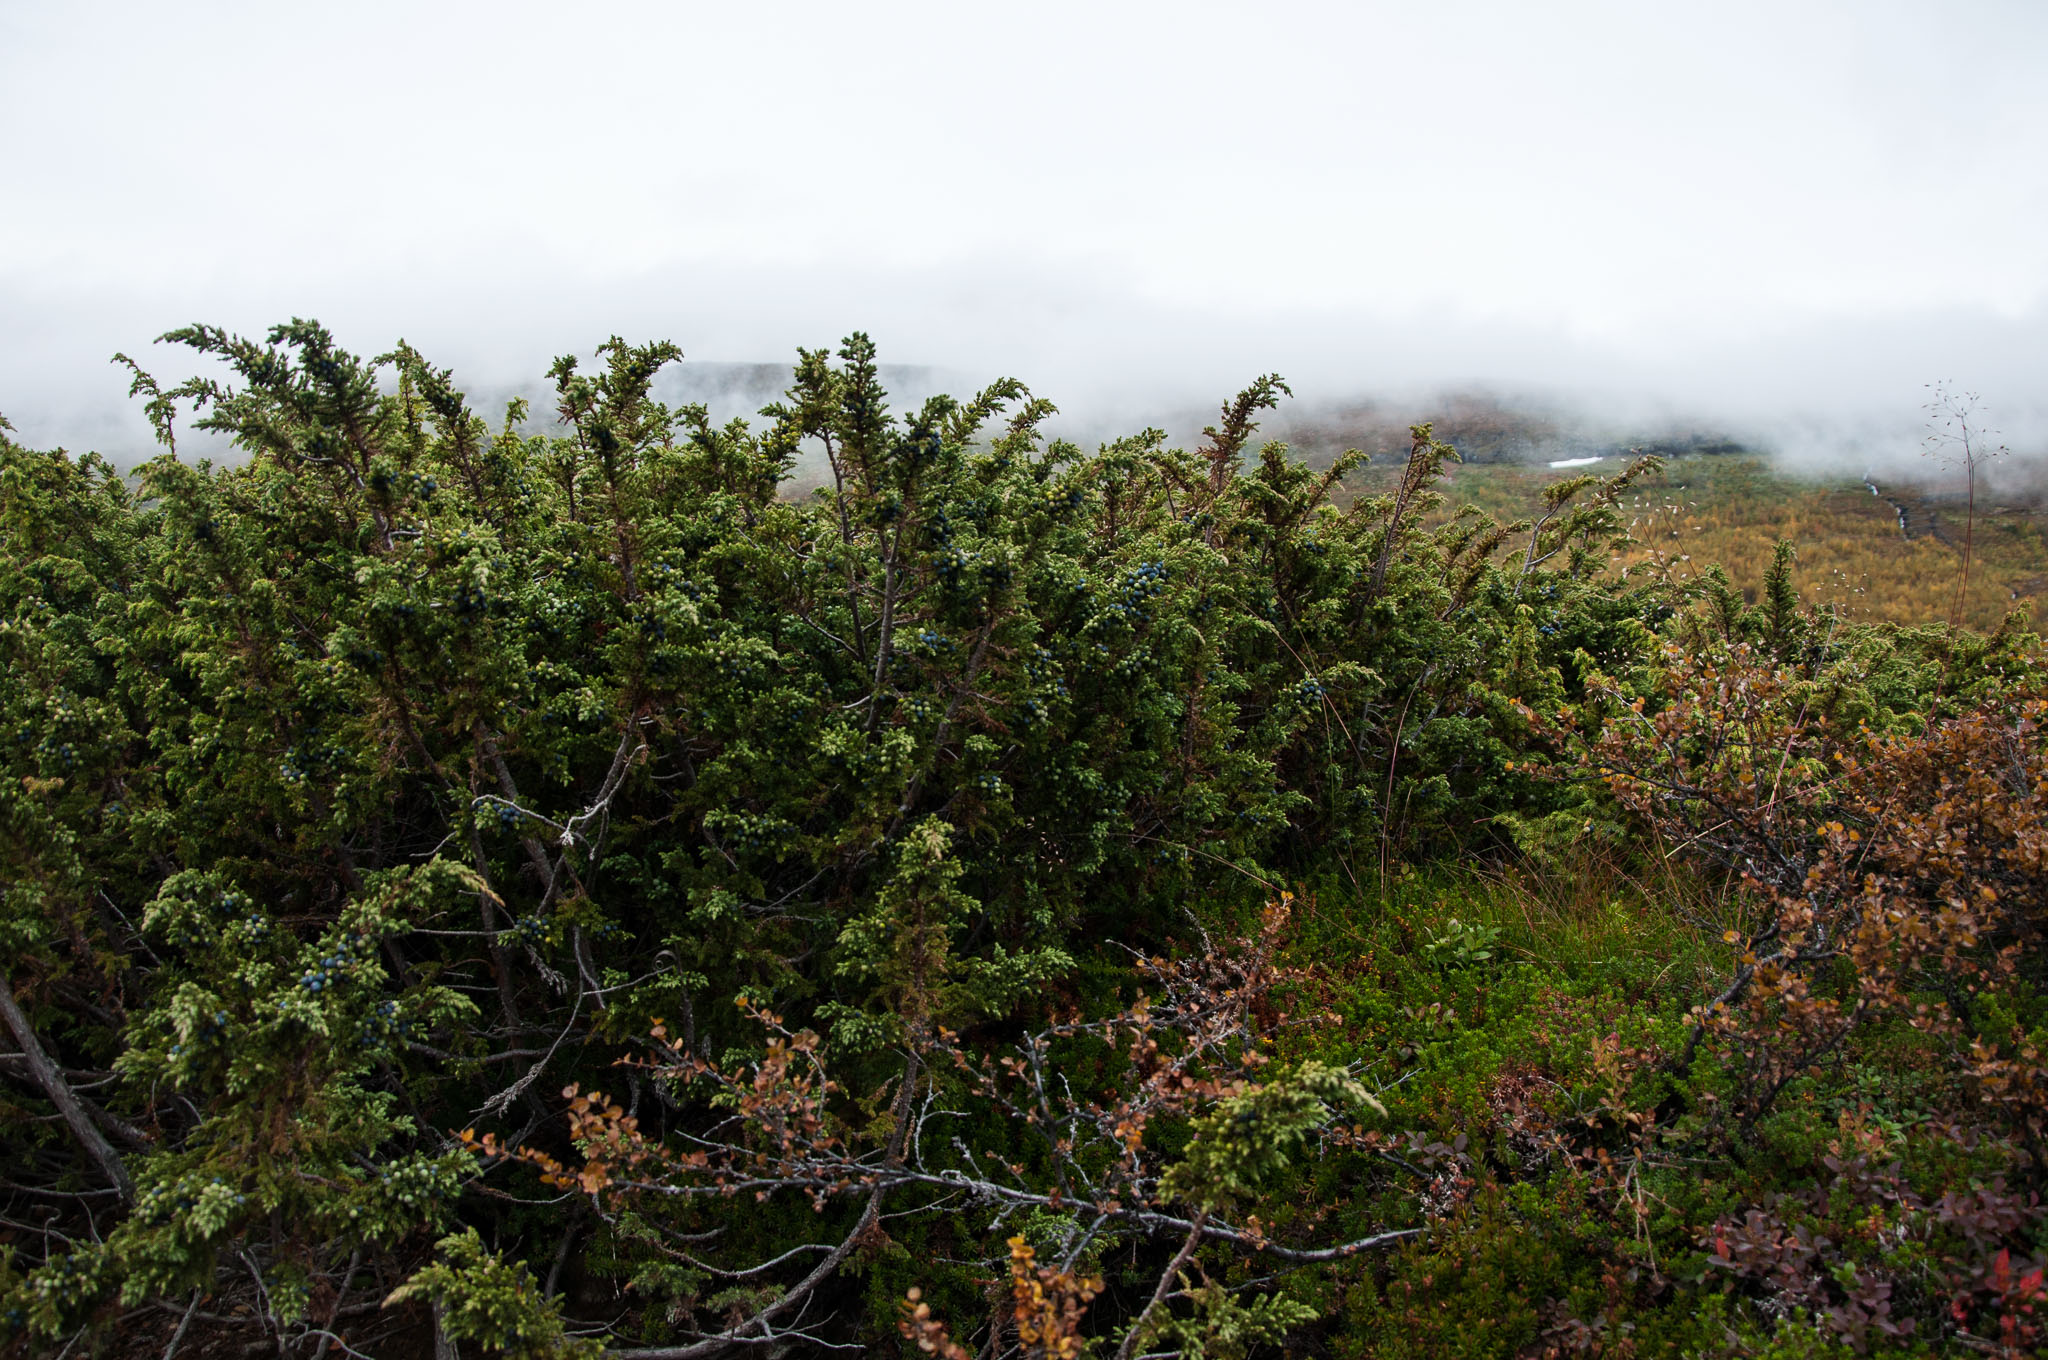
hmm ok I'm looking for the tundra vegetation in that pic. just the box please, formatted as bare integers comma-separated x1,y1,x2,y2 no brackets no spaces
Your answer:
1337,456,2048,636
2,321,2045,1359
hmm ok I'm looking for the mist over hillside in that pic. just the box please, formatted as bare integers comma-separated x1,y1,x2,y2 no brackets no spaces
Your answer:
14,340,2044,511
1271,393,2047,502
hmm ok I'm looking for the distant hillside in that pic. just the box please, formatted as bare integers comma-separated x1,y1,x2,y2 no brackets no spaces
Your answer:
468,360,946,431
1343,451,2048,633
1262,391,1752,469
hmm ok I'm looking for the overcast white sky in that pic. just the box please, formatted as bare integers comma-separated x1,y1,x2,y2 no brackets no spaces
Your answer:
3,0,2046,458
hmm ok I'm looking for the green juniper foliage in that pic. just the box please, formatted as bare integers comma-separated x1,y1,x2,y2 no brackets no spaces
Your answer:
2,320,2042,1358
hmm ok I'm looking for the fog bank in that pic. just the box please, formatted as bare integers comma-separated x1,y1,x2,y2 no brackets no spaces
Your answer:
5,260,2043,489
4,1,2045,484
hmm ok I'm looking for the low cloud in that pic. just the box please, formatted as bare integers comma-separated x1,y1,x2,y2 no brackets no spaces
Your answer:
4,3,2044,486
6,257,2043,493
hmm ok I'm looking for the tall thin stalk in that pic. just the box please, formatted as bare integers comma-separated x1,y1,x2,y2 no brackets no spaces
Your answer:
1922,382,2008,629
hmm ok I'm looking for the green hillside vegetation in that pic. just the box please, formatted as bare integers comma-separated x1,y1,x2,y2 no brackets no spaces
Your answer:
4,322,2047,1359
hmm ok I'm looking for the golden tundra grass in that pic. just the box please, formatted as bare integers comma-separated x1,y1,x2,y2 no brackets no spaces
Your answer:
1336,455,2048,632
